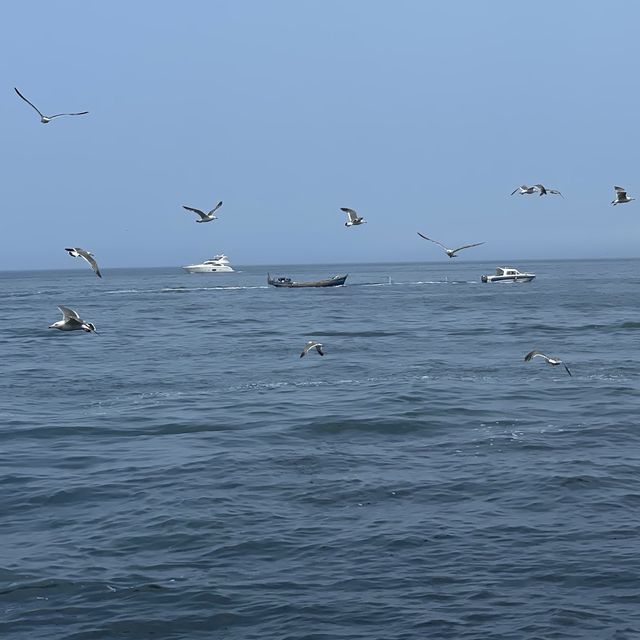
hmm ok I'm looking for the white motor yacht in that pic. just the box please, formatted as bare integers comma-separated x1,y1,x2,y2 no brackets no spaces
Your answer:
182,254,234,273
481,266,535,283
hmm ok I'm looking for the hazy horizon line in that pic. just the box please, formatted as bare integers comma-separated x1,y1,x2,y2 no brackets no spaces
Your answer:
1,255,639,273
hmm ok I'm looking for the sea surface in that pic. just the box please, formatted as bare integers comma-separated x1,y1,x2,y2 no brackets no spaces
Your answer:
2,259,640,640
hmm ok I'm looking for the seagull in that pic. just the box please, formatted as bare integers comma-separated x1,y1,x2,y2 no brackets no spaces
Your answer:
182,201,223,223
510,185,539,196
300,341,324,358
64,247,102,278
14,87,89,124
534,184,564,198
611,186,634,205
524,350,571,376
417,232,485,258
340,207,366,226
48,306,97,333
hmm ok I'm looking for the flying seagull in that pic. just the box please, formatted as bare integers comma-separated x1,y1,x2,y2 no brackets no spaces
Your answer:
182,200,223,223
524,350,571,376
611,186,634,205
65,247,102,278
14,87,89,124
340,207,366,226
417,232,485,258
510,185,539,196
48,306,97,333
534,184,564,198
300,341,324,358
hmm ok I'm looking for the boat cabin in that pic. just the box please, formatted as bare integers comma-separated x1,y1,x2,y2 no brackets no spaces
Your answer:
495,267,519,276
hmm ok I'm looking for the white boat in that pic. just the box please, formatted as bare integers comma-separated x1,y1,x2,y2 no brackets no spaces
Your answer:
481,266,535,283
182,254,234,273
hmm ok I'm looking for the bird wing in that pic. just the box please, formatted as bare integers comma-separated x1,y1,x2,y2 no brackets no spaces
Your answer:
183,205,207,218
510,185,526,195
417,232,448,250
315,344,324,356
14,87,44,118
76,248,102,277
48,111,89,119
524,350,543,362
208,201,223,215
563,363,572,376
301,341,320,357
340,207,358,222
548,189,564,198
614,186,627,199
534,184,547,194
58,305,81,321
450,241,485,253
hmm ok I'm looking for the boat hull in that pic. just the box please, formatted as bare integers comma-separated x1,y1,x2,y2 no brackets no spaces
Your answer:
267,274,348,288
182,265,234,273
481,274,535,283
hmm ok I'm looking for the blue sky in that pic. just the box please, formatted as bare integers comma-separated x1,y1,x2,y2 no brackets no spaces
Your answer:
3,1,640,269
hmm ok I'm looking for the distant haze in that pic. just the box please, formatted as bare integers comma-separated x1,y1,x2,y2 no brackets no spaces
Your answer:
4,0,640,270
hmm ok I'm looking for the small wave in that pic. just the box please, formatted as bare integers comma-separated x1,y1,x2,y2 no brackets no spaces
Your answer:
349,281,393,287
392,280,477,285
103,285,269,295
103,289,140,294
527,321,640,333
305,416,425,435
161,285,268,293
313,329,404,337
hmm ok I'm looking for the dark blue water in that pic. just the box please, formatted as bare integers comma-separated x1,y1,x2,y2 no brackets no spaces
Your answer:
2,260,640,639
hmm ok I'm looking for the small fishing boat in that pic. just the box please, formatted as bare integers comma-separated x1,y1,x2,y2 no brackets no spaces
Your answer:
481,266,536,283
267,273,348,288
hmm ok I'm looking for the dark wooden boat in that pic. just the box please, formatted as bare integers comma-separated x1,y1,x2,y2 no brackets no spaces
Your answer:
267,273,348,288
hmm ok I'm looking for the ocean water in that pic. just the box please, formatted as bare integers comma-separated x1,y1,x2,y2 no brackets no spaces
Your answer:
2,259,640,640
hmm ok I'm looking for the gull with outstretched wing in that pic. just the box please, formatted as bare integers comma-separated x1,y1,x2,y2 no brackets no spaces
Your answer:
612,186,634,205
417,232,485,258
182,200,223,223
524,351,571,376
510,185,538,196
340,207,366,226
534,184,564,198
65,247,102,278
14,87,88,124
48,306,97,333
300,341,324,358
